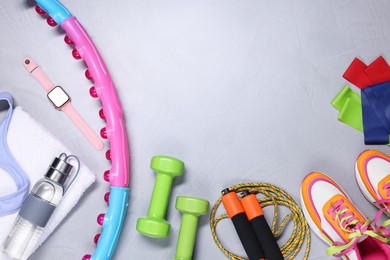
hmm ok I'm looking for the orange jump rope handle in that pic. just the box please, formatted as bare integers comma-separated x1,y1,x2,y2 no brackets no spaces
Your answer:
241,191,284,260
221,189,265,260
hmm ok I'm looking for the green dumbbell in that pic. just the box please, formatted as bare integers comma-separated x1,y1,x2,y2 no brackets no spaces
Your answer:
174,196,209,260
136,156,184,238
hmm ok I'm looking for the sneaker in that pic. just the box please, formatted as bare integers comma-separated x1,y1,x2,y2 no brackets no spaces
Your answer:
300,172,390,259
355,150,390,216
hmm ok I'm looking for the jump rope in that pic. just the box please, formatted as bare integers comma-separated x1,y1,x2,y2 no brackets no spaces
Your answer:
210,182,311,260
32,0,130,259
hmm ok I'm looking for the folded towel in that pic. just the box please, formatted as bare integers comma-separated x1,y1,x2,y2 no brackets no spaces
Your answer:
0,106,96,259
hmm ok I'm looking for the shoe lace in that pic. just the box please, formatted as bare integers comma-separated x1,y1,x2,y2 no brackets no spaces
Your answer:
325,199,390,257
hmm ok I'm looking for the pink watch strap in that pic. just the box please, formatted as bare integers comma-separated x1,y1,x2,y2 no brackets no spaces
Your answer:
23,57,104,151
23,57,55,92
62,103,104,150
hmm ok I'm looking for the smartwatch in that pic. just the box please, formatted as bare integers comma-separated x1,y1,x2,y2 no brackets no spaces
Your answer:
23,57,104,151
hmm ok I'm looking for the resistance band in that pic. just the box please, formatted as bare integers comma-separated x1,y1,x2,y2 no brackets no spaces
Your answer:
339,56,390,145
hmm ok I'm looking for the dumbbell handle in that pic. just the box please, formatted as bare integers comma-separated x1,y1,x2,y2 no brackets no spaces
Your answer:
175,214,199,260
148,173,173,219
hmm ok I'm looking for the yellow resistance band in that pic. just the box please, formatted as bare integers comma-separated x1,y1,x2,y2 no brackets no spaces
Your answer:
210,183,311,259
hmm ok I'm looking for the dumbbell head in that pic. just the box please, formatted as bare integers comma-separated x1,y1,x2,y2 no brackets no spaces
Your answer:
151,156,184,177
176,196,209,216
136,217,171,238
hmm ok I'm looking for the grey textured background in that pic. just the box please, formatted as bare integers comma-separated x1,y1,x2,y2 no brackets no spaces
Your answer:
1,0,390,259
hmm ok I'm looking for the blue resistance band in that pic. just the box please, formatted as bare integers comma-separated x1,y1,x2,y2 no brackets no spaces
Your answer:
361,81,390,144
0,92,30,215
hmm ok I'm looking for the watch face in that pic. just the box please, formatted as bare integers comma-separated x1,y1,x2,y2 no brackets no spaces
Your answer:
47,86,70,108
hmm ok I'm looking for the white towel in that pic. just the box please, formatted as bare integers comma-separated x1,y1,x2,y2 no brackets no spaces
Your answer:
0,106,96,259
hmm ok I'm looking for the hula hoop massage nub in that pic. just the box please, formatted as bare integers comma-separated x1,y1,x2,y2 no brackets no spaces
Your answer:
33,0,130,259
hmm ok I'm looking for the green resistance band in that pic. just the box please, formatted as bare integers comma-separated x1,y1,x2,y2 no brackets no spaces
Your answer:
331,85,363,132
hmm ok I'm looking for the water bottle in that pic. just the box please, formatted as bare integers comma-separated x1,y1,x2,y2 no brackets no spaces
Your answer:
1,153,79,260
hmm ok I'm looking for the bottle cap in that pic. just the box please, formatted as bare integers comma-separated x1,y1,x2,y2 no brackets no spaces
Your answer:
45,156,73,186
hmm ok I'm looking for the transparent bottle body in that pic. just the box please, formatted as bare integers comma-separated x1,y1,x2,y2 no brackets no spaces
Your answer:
1,178,63,260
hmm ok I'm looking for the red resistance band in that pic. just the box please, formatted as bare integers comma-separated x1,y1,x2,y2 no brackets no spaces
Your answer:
343,56,390,89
